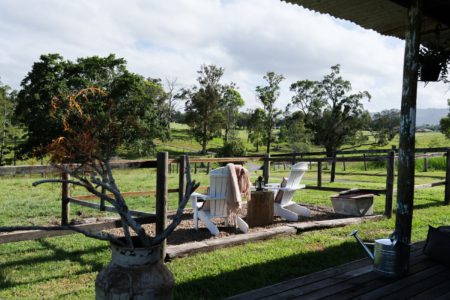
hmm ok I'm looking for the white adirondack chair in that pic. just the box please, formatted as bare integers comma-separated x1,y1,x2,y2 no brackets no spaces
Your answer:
266,162,311,221
190,166,249,236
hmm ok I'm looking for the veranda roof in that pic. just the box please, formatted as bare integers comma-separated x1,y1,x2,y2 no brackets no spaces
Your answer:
283,0,450,51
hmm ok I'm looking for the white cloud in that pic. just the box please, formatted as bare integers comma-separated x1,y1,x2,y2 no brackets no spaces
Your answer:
0,0,448,112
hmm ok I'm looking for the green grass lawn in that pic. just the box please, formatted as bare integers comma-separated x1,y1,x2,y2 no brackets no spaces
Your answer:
1,160,450,299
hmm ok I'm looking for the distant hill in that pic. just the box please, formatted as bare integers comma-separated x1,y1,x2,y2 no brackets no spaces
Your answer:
371,108,447,126
416,108,447,126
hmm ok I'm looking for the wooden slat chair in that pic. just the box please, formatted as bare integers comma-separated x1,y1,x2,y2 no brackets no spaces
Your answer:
265,162,311,221
190,166,249,236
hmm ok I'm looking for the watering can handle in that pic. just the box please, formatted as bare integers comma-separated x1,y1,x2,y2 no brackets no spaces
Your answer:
349,229,359,237
389,231,398,246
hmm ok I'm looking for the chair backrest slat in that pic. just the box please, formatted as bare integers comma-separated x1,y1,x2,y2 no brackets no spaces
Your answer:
208,167,229,217
281,162,308,205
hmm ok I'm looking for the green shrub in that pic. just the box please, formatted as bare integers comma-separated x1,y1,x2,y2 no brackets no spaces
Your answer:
217,138,247,157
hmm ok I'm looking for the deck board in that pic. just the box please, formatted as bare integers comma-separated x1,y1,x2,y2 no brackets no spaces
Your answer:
227,242,450,300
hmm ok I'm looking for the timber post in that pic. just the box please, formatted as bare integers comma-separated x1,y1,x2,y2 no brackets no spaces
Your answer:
445,149,450,205
317,160,322,187
363,154,368,171
61,172,70,226
330,151,336,183
423,156,428,172
394,0,422,275
385,147,395,218
263,153,270,184
156,152,168,260
178,155,186,205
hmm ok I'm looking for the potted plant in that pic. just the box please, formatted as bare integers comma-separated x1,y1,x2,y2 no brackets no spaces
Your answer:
419,46,450,82
0,87,200,299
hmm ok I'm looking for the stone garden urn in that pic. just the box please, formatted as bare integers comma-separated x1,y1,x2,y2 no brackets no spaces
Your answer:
95,238,174,300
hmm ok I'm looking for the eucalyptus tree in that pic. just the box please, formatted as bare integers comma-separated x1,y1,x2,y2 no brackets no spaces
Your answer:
290,65,371,181
0,82,16,165
222,87,244,143
371,109,401,145
247,108,266,152
181,64,230,154
256,72,284,154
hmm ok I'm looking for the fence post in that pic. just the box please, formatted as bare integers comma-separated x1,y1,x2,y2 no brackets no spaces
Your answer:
445,149,450,205
61,172,70,226
178,155,186,205
263,153,270,184
385,149,395,218
363,154,367,171
423,157,428,172
317,160,322,187
342,156,346,171
156,152,168,260
206,162,210,174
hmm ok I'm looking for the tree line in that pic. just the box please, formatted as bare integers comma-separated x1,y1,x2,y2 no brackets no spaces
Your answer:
0,53,448,166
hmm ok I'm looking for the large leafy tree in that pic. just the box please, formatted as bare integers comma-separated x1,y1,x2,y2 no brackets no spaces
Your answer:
371,109,400,145
440,99,450,138
181,64,229,154
290,65,371,181
256,72,284,154
15,53,167,158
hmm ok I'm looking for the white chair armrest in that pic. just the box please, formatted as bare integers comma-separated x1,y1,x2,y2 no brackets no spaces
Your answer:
265,183,280,188
278,184,306,192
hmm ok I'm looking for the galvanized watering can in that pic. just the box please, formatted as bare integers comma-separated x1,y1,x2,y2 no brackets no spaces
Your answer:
350,230,409,277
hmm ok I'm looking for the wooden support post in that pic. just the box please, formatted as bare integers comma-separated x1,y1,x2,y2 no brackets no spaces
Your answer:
263,153,270,184
385,149,395,218
394,0,422,275
363,154,368,171
206,162,210,174
61,172,70,226
445,149,450,205
423,157,428,172
156,152,168,260
194,163,197,174
178,155,186,205
342,156,346,171
330,152,336,183
317,160,322,187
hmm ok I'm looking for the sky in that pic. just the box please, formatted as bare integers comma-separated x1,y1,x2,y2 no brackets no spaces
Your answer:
0,0,449,113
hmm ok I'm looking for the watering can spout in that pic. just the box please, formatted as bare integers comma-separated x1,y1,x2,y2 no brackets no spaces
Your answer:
350,230,374,261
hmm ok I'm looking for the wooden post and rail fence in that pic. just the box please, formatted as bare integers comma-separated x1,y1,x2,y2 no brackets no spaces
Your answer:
1,147,450,245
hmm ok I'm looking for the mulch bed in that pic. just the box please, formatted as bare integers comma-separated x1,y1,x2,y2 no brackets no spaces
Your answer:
100,204,350,246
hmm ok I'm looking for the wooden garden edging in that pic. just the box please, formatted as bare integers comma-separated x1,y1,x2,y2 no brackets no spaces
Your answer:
165,215,383,260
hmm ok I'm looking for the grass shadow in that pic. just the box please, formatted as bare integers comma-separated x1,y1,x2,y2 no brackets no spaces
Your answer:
173,241,364,299
0,239,108,290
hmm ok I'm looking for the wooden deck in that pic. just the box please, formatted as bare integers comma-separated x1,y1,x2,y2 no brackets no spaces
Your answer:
228,242,450,299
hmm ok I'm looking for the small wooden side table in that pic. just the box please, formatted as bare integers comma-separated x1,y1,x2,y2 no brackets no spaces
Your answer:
247,190,274,227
